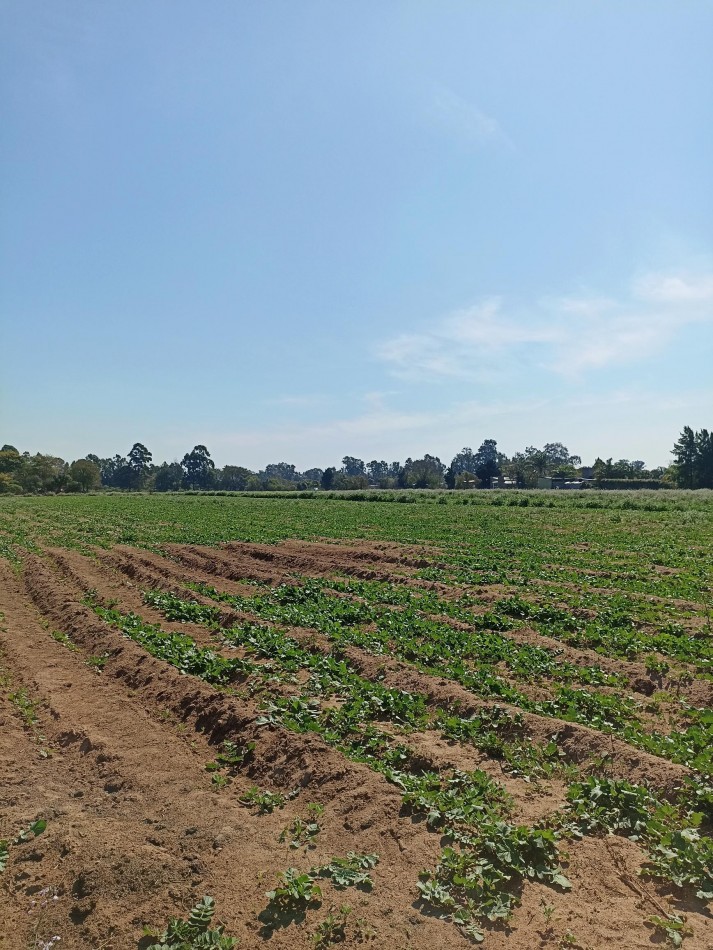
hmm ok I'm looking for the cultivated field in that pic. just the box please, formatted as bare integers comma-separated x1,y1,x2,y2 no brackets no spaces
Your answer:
0,491,711,949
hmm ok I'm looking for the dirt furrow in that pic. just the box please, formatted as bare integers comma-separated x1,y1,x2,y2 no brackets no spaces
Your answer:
6,556,472,949
60,545,694,798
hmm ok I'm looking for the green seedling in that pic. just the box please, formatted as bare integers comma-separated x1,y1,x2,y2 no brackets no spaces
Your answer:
313,905,352,948
205,739,256,774
647,914,693,947
239,786,299,814
9,688,41,730
313,853,379,890
86,652,109,671
280,816,322,850
51,630,78,651
0,819,47,874
266,868,322,909
144,895,236,949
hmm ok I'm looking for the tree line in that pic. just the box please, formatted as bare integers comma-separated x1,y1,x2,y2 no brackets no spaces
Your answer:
2,429,707,495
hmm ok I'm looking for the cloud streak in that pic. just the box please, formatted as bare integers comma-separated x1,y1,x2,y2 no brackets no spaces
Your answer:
375,270,713,382
429,85,509,148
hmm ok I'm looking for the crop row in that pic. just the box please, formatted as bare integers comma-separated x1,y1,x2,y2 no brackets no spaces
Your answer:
174,581,713,775
80,588,712,941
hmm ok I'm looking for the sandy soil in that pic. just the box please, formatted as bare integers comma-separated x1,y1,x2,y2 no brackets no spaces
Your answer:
1,541,710,949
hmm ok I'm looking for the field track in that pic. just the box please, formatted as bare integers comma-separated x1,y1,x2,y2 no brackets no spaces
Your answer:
1,533,712,949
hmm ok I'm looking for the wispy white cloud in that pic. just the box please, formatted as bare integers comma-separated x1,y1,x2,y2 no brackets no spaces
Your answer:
266,394,327,409
194,382,713,471
376,269,713,382
429,85,509,148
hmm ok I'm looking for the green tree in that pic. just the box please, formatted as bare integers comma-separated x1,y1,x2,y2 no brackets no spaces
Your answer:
341,456,366,478
181,445,215,489
68,459,101,492
472,439,500,487
400,454,445,488
367,460,391,487
321,467,336,490
220,465,258,491
263,462,298,483
127,442,153,490
0,447,24,491
153,462,184,492
447,447,478,488
300,467,323,486
16,454,68,494
672,426,697,488
694,429,713,488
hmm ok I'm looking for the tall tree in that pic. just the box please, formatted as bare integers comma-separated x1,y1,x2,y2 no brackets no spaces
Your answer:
153,462,184,492
68,459,101,492
473,439,500,487
220,465,258,491
341,456,366,478
127,442,152,490
672,426,697,488
400,454,446,488
181,445,215,489
321,467,336,490
694,429,713,488
263,462,298,483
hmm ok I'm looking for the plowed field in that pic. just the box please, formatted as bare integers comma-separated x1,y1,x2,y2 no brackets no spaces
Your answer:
1,493,711,949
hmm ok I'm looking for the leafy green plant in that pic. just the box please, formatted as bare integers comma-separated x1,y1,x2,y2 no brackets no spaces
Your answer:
9,688,41,731
0,819,47,874
313,905,352,948
647,914,693,947
205,740,255,775
562,776,713,900
239,786,299,814
418,825,570,941
280,804,324,850
266,868,322,909
143,896,236,949
313,853,379,890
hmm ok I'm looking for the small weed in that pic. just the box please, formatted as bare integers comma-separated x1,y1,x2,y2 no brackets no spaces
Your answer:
8,688,45,742
86,653,109,672
313,905,351,948
51,630,78,651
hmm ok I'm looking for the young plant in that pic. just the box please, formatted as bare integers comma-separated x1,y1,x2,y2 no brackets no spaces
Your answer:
313,853,379,890
313,905,352,948
144,896,236,949
266,868,322,909
50,630,78,651
0,819,47,875
239,786,299,814
647,914,693,947
205,740,256,775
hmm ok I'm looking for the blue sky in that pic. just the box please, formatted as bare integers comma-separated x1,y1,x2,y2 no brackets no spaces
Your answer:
1,1,711,470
